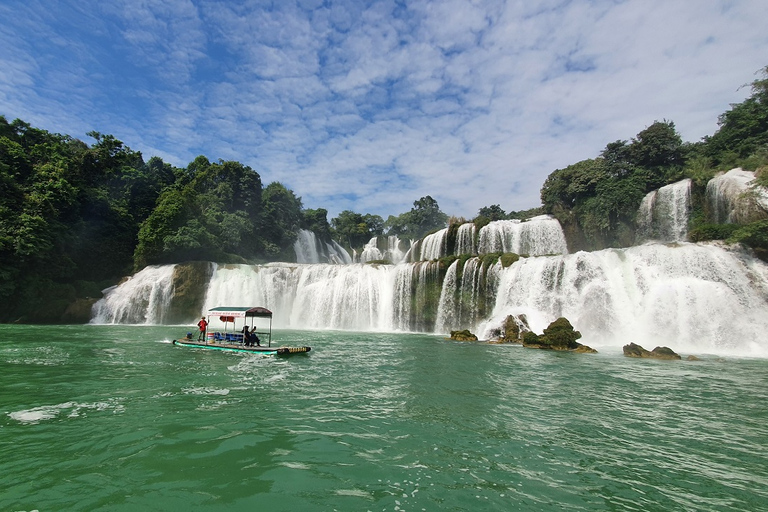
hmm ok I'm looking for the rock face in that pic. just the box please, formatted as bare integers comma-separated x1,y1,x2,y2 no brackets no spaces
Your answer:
450,329,478,341
166,261,214,324
623,342,681,360
61,298,98,324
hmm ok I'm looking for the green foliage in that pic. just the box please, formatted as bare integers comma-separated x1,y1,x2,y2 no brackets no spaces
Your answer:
727,220,768,249
688,223,741,242
541,121,684,249
522,331,540,345
499,253,520,267
507,206,544,220
258,181,301,259
478,204,505,221
704,67,768,164
539,317,582,349
683,155,716,187
385,196,448,240
302,208,332,239
331,210,383,250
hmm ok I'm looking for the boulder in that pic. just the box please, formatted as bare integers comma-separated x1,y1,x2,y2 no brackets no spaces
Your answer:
502,314,532,343
521,318,597,353
450,329,478,341
623,343,681,360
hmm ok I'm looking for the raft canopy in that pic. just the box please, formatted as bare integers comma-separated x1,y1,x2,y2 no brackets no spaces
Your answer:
206,306,273,318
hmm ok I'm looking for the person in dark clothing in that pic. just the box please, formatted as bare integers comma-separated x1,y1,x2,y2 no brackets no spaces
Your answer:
243,325,253,346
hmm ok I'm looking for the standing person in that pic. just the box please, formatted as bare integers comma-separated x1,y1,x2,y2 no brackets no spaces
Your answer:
197,317,208,341
242,325,252,346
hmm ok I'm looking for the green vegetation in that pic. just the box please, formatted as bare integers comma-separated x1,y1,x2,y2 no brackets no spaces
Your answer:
539,66,768,253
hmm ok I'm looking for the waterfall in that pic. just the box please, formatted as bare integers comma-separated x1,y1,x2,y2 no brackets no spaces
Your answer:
90,265,177,324
636,179,692,243
359,235,408,264
480,243,768,356
293,229,352,264
93,243,768,356
454,223,477,255
414,228,449,261
706,168,768,224
476,216,568,256
435,257,501,332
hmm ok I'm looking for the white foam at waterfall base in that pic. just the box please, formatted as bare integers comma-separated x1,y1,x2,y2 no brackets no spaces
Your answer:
91,265,176,324
480,243,768,357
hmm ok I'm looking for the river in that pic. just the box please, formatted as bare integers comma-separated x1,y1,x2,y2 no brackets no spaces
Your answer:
2,324,767,511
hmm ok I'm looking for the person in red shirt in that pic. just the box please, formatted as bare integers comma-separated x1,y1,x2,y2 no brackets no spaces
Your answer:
197,317,208,341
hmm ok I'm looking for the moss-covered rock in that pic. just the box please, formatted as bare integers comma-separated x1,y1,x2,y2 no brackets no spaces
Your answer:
521,317,596,353
540,317,582,349
501,314,531,343
450,329,478,341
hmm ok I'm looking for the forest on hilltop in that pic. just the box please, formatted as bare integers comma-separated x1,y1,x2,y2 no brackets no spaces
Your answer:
1,67,767,323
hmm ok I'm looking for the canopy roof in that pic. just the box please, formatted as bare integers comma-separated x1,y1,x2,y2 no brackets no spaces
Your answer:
206,306,273,318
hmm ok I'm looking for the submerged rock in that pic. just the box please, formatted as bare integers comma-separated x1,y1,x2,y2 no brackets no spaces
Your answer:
623,342,682,360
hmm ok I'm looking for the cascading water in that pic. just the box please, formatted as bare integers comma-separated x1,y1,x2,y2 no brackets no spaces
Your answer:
476,216,568,256
478,242,768,356
706,168,768,224
90,265,177,324
435,257,500,333
636,179,691,243
92,214,768,356
454,223,476,255
293,229,352,264
410,228,448,261
359,235,408,264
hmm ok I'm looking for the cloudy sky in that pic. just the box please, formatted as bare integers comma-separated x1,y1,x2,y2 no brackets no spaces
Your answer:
1,0,766,220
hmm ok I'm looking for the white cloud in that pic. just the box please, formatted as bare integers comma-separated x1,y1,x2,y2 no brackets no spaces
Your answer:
1,0,766,221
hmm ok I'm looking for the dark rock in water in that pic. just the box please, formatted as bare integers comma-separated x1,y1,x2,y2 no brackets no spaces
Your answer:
166,261,214,324
651,346,682,360
520,317,597,353
541,317,582,348
61,298,98,324
686,354,701,361
500,314,533,343
623,342,681,360
450,329,478,341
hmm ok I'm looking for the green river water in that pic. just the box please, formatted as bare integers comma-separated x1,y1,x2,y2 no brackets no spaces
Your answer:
2,324,767,511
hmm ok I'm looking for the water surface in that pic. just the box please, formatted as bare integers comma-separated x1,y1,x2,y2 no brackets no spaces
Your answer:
2,325,767,511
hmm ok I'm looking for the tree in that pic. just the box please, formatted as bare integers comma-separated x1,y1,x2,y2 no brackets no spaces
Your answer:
630,120,684,190
301,208,332,239
258,182,302,258
332,210,376,249
409,196,448,239
705,66,768,163
477,204,506,221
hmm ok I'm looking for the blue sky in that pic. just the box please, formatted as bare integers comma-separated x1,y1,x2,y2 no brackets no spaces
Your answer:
1,0,766,220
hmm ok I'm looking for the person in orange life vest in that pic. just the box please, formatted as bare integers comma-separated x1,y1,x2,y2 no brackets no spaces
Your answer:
197,317,208,341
